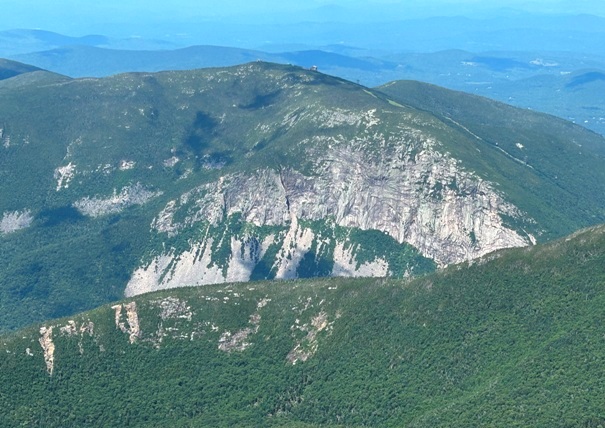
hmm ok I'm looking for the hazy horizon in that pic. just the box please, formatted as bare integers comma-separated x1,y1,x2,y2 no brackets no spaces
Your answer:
3,0,605,39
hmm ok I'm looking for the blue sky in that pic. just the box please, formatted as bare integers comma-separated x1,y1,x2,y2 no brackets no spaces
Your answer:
3,0,604,36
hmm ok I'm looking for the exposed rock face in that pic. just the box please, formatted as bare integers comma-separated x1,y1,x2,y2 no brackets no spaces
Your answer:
111,302,141,343
24,289,335,375
59,320,94,355
153,297,193,321
125,235,276,296
74,183,161,217
54,162,76,191
218,298,270,353
38,326,55,375
332,242,389,278
287,311,332,365
128,130,532,296
124,302,140,344
59,320,94,337
153,142,531,265
125,226,392,297
0,209,33,235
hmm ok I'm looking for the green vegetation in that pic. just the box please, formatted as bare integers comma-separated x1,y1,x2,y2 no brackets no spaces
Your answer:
1,61,605,334
2,225,605,426
0,206,152,331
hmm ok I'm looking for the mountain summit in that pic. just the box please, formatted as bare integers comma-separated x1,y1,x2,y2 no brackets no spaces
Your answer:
1,61,605,330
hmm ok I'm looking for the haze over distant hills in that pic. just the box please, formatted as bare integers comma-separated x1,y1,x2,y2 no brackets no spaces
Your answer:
0,58,41,80
8,44,395,78
4,10,605,53
0,29,177,57
3,5,605,136
5,27,605,135
4,1,605,44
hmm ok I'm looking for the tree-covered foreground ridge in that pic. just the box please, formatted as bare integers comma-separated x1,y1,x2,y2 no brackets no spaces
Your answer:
1,224,605,427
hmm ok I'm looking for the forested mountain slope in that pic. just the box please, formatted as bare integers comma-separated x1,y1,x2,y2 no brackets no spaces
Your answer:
0,61,604,331
2,224,605,426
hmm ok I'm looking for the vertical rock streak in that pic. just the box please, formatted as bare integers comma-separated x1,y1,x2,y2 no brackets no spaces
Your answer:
38,327,55,375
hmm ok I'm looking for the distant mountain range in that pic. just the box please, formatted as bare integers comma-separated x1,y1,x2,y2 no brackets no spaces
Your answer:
3,28,605,135
0,29,177,56
8,45,396,77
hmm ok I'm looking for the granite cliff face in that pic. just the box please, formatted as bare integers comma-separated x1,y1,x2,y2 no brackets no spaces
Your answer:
1,61,605,330
127,116,533,296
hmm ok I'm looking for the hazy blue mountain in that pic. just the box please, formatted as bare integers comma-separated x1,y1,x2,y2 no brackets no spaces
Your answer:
0,58,41,80
372,50,605,135
10,45,277,77
0,29,177,57
378,78,605,156
6,31,605,135
145,13,605,53
4,11,605,54
9,45,396,78
474,69,605,133
0,58,70,90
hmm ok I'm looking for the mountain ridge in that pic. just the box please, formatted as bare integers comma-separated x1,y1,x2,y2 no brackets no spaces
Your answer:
0,61,604,332
6,42,605,136
2,223,605,426
0,58,42,80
